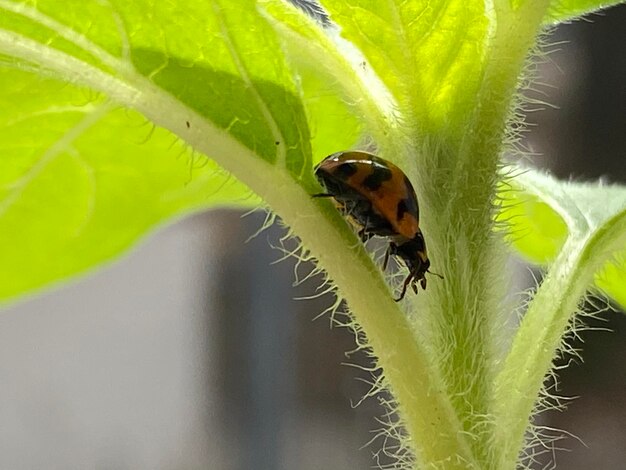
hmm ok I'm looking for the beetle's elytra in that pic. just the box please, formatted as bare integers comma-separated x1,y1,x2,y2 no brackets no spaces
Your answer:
314,150,441,301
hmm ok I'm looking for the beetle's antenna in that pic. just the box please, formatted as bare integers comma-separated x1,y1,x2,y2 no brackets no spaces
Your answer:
427,269,444,280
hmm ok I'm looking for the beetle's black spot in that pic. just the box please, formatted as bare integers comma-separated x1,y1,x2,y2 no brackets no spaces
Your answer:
363,166,392,190
402,175,420,216
397,199,409,220
334,162,358,180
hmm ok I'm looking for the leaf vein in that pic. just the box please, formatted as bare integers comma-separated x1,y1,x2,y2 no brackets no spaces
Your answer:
211,0,287,168
0,0,131,73
0,103,113,219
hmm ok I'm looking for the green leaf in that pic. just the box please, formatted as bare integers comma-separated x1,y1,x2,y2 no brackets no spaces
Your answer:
0,0,313,303
260,0,387,155
257,3,361,161
316,0,491,136
300,65,361,163
0,69,257,304
498,169,626,309
497,179,568,263
597,258,626,309
544,0,626,24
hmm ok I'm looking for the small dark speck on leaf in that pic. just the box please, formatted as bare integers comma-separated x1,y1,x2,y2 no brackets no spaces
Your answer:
186,121,190,128
275,141,280,145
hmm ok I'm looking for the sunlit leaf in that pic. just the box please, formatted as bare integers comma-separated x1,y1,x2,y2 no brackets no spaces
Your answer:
0,70,257,303
499,170,626,309
317,0,490,136
0,0,313,303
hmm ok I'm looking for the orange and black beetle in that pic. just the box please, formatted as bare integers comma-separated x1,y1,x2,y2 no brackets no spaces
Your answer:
313,150,441,301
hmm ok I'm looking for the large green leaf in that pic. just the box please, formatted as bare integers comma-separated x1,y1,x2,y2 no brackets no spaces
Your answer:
315,0,491,138
0,0,322,303
0,69,257,303
261,0,382,155
499,169,626,309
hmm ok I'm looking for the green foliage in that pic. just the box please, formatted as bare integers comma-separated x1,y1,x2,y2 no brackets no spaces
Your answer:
494,170,626,467
1,0,625,469
0,68,256,301
318,0,490,137
499,170,626,309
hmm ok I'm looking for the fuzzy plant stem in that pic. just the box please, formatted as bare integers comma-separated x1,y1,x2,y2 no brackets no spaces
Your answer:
493,208,626,468
494,236,591,468
402,3,552,469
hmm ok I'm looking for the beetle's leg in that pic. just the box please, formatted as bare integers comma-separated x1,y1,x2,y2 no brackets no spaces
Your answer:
383,242,397,271
357,216,367,242
382,245,391,270
394,271,414,302
312,193,335,198
357,213,373,243
358,227,371,243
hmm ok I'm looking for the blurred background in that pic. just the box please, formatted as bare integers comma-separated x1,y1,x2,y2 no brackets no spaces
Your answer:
0,4,624,469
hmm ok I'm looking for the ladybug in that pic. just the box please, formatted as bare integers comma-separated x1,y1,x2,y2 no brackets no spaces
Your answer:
313,151,442,301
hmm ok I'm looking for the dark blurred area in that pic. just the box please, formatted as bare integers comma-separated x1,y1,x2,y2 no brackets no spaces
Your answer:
0,5,624,470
